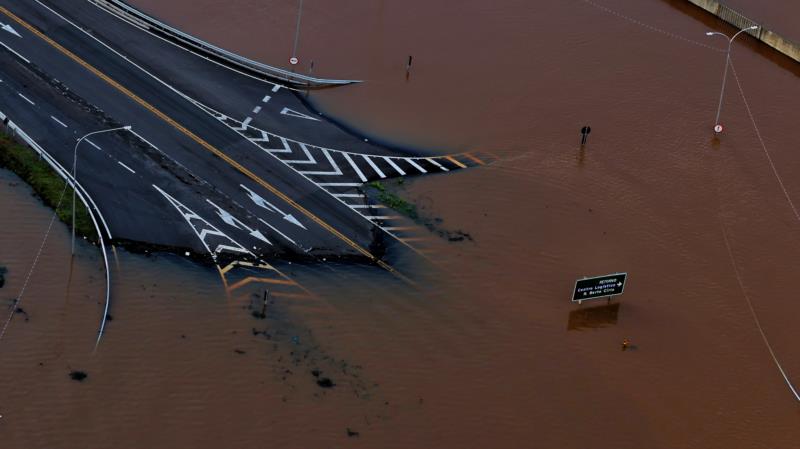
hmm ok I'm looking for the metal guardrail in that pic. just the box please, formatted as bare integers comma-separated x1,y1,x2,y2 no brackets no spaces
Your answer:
1,110,113,348
87,0,361,88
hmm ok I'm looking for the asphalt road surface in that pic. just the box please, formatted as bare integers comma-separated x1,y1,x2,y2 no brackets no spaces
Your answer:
0,0,485,279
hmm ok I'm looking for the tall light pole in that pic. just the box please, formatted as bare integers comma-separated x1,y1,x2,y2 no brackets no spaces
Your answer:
706,25,758,133
71,125,132,255
290,0,304,69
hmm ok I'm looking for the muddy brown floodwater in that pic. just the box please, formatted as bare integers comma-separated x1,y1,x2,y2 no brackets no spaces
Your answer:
2,0,800,448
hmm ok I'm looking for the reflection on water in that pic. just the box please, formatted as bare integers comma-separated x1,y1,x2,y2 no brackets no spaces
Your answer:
567,302,620,331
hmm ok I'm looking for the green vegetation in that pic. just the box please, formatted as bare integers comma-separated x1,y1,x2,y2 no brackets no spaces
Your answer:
0,132,97,242
368,180,418,219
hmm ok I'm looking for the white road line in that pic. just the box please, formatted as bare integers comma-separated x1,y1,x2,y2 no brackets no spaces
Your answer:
271,85,281,93
257,218,298,247
406,158,428,173
342,152,367,182
333,193,365,198
50,115,68,128
252,130,269,142
363,155,386,179
117,161,136,174
0,41,30,64
383,157,406,176
318,182,361,187
84,139,102,151
241,117,253,127
364,216,400,220
17,92,34,105
350,204,385,209
285,142,317,164
262,95,272,103
298,149,342,175
427,157,449,171
252,106,262,114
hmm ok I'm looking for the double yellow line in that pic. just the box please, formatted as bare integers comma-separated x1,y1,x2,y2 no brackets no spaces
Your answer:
0,6,412,283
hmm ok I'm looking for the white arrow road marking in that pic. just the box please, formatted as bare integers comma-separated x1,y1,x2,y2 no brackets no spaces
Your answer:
153,185,250,261
280,107,320,121
240,184,307,230
206,199,272,245
1,22,21,38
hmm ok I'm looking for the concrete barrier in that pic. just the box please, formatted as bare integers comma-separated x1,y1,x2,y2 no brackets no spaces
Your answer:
685,0,800,63
87,0,361,88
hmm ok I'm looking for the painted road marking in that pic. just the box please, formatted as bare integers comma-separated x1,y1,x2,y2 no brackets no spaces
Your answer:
285,142,317,164
350,204,385,209
318,182,361,187
342,152,367,182
241,117,253,128
383,157,406,176
271,85,280,93
262,95,271,103
50,115,67,127
298,149,342,176
252,105,262,114
364,215,401,220
17,92,34,105
257,217,298,247
84,138,102,151
363,155,386,179
0,41,29,63
446,155,467,168
406,158,427,173
427,157,448,171
207,198,271,244
280,107,320,121
240,184,307,230
117,161,136,173
252,130,269,142
334,193,364,198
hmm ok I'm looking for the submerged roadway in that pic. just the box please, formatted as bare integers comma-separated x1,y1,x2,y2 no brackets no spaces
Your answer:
0,0,487,295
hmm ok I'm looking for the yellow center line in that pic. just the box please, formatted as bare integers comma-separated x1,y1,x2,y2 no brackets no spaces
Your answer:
0,6,414,284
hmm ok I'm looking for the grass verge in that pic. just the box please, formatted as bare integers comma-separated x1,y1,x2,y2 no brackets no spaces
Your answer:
368,180,418,219
0,132,97,243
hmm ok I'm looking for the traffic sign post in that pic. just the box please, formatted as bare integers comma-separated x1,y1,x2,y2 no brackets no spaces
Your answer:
572,273,627,304
289,57,299,65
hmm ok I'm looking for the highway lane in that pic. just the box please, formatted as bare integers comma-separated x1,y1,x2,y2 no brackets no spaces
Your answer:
0,0,490,282
0,1,390,263
0,45,321,259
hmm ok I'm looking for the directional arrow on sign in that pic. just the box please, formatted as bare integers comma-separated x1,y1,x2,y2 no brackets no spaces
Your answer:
1,22,21,38
206,199,272,245
240,184,307,230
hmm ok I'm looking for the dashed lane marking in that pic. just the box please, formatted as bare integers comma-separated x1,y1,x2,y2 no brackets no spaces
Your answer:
50,115,67,127
84,138,102,151
0,6,408,282
262,95,271,103
117,161,135,173
16,92,34,105
252,105,261,114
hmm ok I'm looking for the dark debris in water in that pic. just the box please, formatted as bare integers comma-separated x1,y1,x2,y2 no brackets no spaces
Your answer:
346,428,360,437
316,377,335,388
69,371,88,382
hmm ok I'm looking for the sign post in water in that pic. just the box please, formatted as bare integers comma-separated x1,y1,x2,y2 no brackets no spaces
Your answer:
572,273,627,304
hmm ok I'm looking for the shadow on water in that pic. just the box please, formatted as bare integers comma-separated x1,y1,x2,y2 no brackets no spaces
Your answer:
567,302,620,330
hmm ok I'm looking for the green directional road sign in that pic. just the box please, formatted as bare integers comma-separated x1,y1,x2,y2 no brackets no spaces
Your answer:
572,273,627,303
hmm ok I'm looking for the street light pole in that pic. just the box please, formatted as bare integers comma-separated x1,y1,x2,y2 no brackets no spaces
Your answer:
71,125,132,255
706,26,758,133
290,0,304,69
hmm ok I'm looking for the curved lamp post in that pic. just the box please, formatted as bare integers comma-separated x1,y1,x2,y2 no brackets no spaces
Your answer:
71,125,132,254
706,26,758,133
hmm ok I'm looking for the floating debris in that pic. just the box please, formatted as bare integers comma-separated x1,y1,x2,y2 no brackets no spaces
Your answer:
69,370,88,382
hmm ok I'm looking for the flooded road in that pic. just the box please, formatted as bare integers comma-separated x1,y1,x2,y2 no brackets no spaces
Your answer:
2,0,800,447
